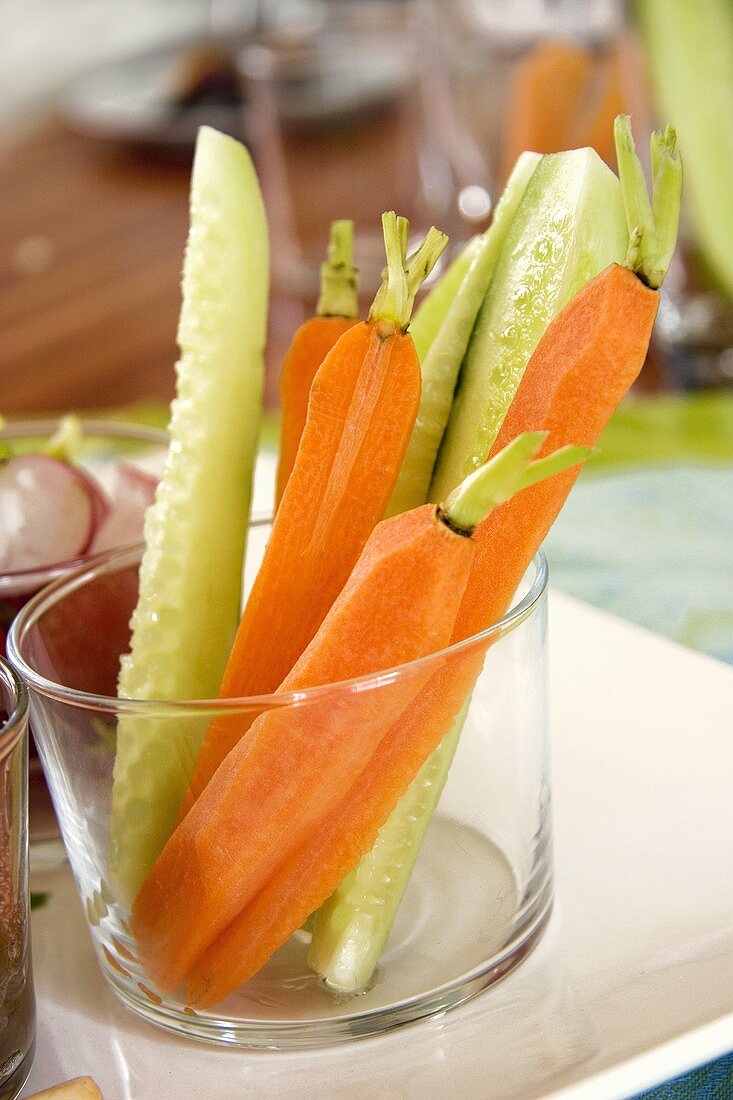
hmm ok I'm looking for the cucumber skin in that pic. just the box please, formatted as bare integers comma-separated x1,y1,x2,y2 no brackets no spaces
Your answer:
386,152,541,518
430,148,627,503
410,238,483,364
640,0,733,300
111,128,269,900
308,707,465,994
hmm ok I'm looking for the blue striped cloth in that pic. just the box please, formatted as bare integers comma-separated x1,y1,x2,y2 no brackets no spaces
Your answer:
544,393,733,1098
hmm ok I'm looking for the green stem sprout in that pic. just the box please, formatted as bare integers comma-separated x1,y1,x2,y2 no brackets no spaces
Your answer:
614,114,682,290
316,220,360,319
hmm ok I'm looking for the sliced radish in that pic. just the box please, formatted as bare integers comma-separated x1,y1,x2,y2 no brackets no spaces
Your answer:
0,455,96,573
73,465,112,548
90,462,158,553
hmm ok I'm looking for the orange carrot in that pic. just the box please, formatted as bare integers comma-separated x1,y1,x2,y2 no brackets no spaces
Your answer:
133,500,477,990
182,215,447,810
457,264,657,638
502,40,593,181
275,220,359,508
183,118,681,1007
182,436,593,1006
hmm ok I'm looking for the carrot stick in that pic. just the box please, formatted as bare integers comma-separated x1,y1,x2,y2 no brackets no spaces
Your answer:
501,40,593,182
133,493,480,990
181,214,447,809
184,117,681,1007
182,436,592,1006
275,220,359,508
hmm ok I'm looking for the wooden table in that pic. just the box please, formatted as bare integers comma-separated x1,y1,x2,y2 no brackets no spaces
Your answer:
0,118,664,418
0,122,192,414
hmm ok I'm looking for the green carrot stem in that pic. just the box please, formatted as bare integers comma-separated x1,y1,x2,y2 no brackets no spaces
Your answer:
439,432,593,535
515,444,597,492
316,220,360,319
614,114,682,290
368,213,448,332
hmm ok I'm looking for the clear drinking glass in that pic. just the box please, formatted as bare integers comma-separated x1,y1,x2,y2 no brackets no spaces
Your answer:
421,0,646,204
0,658,34,1099
0,419,167,870
8,530,551,1049
237,1,488,297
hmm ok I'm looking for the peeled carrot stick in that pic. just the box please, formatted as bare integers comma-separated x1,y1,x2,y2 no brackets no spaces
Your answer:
133,494,479,990
182,215,447,809
183,436,592,1006
275,220,359,508
502,40,592,182
184,117,681,1007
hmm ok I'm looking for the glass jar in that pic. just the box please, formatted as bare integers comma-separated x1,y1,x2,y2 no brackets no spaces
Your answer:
9,531,551,1048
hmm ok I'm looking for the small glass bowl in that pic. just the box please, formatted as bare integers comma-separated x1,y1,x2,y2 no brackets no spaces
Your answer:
8,528,551,1049
0,418,167,869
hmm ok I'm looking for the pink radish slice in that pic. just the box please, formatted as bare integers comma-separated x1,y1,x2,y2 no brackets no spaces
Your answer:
90,462,158,553
0,454,97,573
73,465,112,547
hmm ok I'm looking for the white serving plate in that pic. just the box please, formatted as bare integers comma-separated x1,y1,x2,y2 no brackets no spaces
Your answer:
21,592,733,1099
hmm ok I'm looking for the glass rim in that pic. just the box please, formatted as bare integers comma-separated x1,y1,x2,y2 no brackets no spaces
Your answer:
7,536,548,716
0,655,29,758
0,417,167,587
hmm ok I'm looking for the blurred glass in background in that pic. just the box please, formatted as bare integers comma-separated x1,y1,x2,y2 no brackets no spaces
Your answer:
1,0,732,394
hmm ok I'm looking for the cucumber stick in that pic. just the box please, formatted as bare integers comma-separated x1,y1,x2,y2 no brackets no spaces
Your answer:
409,239,482,363
639,0,733,299
430,148,627,502
308,706,466,993
111,127,269,900
386,152,541,517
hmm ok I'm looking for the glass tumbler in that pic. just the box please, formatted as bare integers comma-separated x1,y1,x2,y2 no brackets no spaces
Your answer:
8,530,551,1049
237,1,488,297
0,658,34,1099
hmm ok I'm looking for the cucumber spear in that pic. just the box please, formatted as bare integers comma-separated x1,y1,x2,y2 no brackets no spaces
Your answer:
111,127,269,900
308,434,593,995
430,146,627,502
639,0,733,299
386,152,541,516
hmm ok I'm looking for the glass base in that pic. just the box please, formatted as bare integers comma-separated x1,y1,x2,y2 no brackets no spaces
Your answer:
97,816,553,1049
0,1038,35,1100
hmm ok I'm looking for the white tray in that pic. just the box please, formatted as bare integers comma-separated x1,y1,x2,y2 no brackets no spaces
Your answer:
21,592,733,1099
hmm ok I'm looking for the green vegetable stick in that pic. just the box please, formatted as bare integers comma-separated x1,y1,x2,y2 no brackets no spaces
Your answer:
308,435,593,994
430,148,627,503
639,0,733,299
409,238,482,364
110,127,269,900
308,706,466,993
386,152,541,516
